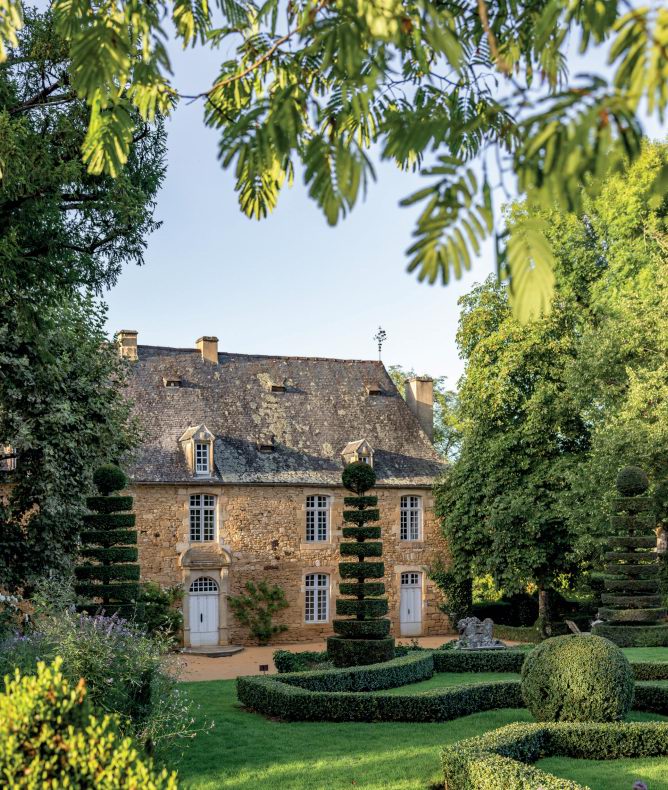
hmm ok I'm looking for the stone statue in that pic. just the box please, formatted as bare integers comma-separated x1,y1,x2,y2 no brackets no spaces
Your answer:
455,616,507,650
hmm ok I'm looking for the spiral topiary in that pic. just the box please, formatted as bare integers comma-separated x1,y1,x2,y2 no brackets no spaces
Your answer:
615,466,649,497
327,462,394,667
521,634,634,722
592,465,668,647
75,464,139,616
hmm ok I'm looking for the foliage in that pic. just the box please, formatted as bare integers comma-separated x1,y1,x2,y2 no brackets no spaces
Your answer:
433,648,527,674
134,583,183,642
75,466,140,616
1,2,667,319
228,580,288,645
388,365,462,461
442,721,668,790
596,468,667,647
616,466,650,497
591,623,668,648
0,10,164,589
273,649,331,673
93,464,129,496
428,563,472,623
436,143,668,629
329,462,393,666
521,635,634,722
0,658,178,789
0,607,193,756
0,591,20,640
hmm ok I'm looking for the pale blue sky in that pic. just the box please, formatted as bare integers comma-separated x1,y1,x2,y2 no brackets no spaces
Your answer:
103,30,662,385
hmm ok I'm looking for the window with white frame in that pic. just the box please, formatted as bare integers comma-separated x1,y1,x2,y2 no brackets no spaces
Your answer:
305,495,330,542
189,494,216,541
195,442,210,475
305,573,329,622
400,495,422,541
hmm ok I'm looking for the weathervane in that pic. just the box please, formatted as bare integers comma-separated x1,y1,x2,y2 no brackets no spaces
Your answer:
373,326,387,361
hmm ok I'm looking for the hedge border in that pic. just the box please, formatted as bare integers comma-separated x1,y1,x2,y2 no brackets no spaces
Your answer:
243,650,668,723
441,721,668,790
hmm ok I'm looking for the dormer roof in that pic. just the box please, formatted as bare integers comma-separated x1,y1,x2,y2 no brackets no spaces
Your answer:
179,424,215,443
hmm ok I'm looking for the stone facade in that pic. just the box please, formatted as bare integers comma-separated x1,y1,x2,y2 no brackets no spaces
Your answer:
131,482,450,645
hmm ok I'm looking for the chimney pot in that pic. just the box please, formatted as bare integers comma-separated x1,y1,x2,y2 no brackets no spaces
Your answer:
196,336,219,364
405,376,434,442
116,330,138,361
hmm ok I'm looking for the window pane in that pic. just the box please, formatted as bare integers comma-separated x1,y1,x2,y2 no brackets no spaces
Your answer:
305,573,328,622
305,495,329,542
190,494,215,542
400,495,421,541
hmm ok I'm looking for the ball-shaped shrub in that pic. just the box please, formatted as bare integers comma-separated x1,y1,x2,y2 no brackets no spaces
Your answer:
93,463,128,495
342,462,376,494
521,635,634,722
616,465,649,496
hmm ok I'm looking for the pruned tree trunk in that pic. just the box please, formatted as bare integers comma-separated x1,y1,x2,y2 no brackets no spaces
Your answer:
537,587,551,639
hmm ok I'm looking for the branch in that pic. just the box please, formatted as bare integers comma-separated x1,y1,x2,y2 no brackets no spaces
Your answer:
10,80,70,115
477,0,510,76
183,0,328,100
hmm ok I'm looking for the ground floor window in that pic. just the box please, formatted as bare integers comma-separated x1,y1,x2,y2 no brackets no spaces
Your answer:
305,573,329,622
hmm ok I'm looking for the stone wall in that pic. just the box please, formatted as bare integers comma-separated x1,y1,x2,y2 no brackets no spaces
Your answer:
130,482,452,644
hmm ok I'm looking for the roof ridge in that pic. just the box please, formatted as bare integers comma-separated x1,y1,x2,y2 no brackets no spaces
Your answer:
137,345,384,365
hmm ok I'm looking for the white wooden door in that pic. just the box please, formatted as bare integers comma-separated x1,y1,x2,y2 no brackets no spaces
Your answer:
189,577,219,646
400,572,422,636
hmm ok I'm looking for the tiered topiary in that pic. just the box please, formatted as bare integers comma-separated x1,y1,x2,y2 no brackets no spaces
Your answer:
327,462,395,667
75,464,140,617
521,634,634,722
592,466,668,647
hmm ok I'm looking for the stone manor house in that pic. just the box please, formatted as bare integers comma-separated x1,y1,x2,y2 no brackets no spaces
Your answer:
117,330,449,647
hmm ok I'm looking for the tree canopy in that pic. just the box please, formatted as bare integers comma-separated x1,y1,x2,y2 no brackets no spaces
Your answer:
1,0,666,318
436,141,668,611
0,11,165,588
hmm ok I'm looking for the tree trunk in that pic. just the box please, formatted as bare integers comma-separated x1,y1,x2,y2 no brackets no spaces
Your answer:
537,587,551,639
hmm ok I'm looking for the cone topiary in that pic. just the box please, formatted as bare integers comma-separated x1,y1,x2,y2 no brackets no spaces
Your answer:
592,466,668,647
327,463,395,667
75,464,139,616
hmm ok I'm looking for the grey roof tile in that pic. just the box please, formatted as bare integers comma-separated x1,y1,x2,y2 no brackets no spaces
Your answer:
124,346,444,486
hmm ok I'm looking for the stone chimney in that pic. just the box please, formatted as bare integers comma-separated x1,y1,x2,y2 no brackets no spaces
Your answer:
116,329,138,361
196,336,219,364
405,376,434,441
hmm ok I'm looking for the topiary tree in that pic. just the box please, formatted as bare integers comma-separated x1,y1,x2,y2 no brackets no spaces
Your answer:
521,634,634,722
228,580,289,645
0,657,177,788
592,466,668,647
75,464,140,617
327,462,394,667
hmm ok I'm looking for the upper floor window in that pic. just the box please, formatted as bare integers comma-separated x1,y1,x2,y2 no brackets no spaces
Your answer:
1,446,16,472
195,442,210,475
400,495,422,541
190,494,216,542
305,573,329,622
306,495,330,542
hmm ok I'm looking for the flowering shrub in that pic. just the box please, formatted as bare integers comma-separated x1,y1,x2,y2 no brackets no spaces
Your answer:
0,657,177,789
0,609,194,756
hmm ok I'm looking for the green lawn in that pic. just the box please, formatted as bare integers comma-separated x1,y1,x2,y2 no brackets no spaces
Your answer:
175,677,668,790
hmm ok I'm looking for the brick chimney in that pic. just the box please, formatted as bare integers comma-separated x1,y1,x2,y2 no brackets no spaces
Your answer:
405,377,434,441
116,329,138,361
196,336,219,364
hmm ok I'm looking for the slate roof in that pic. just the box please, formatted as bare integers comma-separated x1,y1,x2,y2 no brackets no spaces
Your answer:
124,345,445,486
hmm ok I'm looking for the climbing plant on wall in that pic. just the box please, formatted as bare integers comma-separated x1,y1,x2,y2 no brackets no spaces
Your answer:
327,462,394,667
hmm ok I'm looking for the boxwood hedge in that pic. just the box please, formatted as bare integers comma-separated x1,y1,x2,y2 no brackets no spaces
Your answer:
433,649,528,673
442,721,668,789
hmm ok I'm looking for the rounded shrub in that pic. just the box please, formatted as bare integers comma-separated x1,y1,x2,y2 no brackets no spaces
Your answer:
521,634,634,722
341,462,376,494
616,465,649,496
93,463,128,495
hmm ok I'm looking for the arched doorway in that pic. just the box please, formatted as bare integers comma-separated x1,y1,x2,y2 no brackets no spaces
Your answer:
188,576,219,646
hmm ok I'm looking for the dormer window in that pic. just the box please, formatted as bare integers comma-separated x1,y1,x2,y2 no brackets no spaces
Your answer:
365,382,382,396
271,382,286,393
163,376,182,388
341,439,374,467
179,424,215,477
